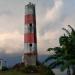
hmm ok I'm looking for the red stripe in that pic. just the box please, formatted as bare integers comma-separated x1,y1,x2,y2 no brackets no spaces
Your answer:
24,33,36,43
25,14,36,24
24,52,37,56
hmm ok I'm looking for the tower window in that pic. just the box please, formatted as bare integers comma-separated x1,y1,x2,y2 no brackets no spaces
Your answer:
29,43,32,47
30,23,32,27
29,23,32,32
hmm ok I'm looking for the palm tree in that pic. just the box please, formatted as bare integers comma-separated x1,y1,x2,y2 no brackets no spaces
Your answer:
44,25,75,75
62,25,75,75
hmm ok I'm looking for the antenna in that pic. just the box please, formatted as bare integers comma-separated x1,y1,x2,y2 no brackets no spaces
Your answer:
24,0,39,5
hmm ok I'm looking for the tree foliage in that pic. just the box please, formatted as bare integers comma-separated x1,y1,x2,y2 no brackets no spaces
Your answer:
44,25,75,75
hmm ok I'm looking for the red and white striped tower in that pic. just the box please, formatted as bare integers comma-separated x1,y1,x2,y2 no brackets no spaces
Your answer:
24,2,37,66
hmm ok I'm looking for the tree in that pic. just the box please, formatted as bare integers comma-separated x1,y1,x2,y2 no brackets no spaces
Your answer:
63,25,75,75
44,25,75,75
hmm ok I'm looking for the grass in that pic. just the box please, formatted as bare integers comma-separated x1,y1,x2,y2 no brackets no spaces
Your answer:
0,70,40,75
0,63,55,75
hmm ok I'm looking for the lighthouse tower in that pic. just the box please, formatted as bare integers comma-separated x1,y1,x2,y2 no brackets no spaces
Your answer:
24,2,37,66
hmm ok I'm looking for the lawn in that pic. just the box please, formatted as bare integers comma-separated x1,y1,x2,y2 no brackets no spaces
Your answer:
0,64,55,75
0,70,40,75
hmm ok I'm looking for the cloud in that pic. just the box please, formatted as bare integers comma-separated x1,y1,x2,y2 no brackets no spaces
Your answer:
37,0,64,34
45,0,63,22
36,0,64,54
37,30,61,55
0,0,75,56
0,12,23,31
0,10,13,16
0,31,24,54
62,12,75,29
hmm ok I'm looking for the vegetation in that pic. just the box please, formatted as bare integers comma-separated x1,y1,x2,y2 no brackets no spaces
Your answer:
0,70,28,75
0,62,54,75
44,25,75,75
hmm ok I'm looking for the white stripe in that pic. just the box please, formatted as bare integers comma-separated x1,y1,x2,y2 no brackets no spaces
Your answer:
24,24,35,33
24,54,36,65
24,43,37,53
25,6,34,15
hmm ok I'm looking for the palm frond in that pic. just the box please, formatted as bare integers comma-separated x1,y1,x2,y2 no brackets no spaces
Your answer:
48,61,63,69
69,60,75,65
47,48,54,51
68,25,75,32
62,28,70,35
68,25,75,35
44,55,57,63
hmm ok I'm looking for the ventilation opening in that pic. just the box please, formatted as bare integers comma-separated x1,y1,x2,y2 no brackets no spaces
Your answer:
29,43,32,47
29,23,32,32
30,23,32,27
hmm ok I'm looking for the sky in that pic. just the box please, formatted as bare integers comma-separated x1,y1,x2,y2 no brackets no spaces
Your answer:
0,0,75,57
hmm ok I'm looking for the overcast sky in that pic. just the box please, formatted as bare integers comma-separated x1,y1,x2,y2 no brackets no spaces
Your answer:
0,0,75,55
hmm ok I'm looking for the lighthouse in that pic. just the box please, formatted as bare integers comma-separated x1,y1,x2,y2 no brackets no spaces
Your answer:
23,2,37,66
